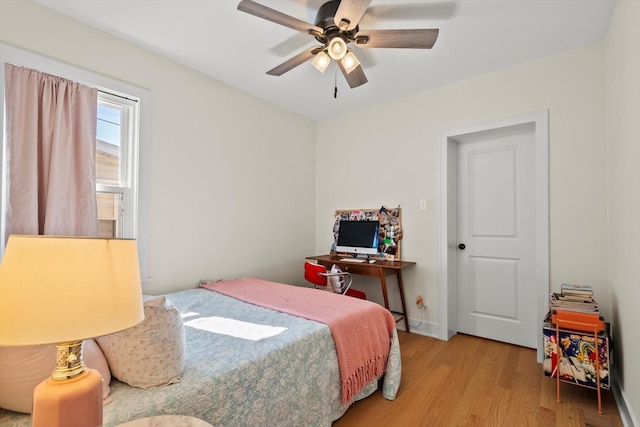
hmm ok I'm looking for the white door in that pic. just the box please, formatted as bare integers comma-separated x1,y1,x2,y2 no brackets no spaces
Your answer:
456,130,537,348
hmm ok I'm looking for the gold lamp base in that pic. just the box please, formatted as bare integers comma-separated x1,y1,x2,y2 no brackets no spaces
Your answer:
32,341,103,427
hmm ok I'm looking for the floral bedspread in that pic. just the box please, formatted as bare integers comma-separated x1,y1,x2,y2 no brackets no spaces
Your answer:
0,288,401,427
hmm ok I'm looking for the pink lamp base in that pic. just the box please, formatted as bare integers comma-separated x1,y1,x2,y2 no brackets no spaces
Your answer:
32,368,103,427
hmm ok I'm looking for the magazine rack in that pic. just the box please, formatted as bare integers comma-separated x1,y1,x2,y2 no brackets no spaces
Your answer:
551,310,605,414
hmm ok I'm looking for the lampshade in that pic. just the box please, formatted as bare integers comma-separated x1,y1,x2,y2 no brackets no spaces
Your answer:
341,50,360,74
311,50,331,73
0,235,144,345
0,236,144,427
327,37,347,60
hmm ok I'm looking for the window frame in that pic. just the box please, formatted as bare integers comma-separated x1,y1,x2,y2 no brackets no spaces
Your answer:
0,43,151,280
97,92,138,240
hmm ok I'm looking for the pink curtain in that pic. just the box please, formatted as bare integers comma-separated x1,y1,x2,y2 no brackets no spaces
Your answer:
4,64,99,238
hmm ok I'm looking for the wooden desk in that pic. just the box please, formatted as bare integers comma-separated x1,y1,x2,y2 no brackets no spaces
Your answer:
306,255,416,332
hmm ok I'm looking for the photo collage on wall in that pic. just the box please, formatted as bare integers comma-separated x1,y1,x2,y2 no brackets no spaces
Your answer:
332,205,403,260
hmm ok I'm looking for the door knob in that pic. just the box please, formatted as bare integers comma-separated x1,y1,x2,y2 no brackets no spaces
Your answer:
458,243,466,250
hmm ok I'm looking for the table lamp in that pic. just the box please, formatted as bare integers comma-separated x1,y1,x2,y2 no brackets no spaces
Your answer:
0,235,144,427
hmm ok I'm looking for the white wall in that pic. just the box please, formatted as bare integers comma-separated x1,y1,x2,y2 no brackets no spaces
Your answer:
317,43,609,332
0,0,317,295
605,0,640,424
2,0,636,421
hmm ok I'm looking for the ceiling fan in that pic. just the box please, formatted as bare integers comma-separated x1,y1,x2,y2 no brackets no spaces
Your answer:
237,0,439,89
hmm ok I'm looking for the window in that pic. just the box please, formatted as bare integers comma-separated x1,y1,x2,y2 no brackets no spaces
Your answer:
96,92,138,240
1,43,150,279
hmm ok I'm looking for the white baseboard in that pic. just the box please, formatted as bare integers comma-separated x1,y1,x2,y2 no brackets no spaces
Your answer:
612,368,639,427
396,317,439,338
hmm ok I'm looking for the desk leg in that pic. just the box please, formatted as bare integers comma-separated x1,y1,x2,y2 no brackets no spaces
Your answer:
379,268,390,310
379,269,410,333
396,270,409,332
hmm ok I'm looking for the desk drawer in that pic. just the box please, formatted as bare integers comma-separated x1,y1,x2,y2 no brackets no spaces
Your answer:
340,264,378,276
315,260,393,277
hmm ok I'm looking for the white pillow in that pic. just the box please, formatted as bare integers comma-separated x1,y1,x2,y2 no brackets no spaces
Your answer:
330,264,346,294
96,295,185,389
0,339,111,414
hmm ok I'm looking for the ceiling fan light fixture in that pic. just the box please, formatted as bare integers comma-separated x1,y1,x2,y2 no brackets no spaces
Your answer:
327,37,347,60
311,50,331,73
341,50,360,74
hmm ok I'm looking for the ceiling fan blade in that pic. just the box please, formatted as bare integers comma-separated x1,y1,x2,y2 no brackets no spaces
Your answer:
354,29,439,49
334,0,372,31
337,61,368,89
266,46,323,76
238,0,323,36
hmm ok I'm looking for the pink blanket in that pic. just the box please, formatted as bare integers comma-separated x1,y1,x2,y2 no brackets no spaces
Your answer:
200,278,396,405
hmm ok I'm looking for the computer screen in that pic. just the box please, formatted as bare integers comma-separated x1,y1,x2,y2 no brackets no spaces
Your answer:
336,220,379,256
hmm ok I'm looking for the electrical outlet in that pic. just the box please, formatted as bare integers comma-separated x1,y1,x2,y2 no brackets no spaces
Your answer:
416,294,429,309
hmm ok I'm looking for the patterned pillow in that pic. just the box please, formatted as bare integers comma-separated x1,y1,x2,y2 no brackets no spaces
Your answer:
329,264,346,294
96,295,185,389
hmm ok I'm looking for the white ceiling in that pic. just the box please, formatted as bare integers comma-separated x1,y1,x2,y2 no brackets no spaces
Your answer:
34,0,615,120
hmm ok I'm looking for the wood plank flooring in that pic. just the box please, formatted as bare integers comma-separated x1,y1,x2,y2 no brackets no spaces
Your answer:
333,331,622,427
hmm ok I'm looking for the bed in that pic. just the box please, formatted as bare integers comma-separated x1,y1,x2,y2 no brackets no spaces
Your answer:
0,278,401,427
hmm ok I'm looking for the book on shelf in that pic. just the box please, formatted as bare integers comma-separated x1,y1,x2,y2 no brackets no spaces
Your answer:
550,292,599,313
560,283,593,296
552,292,594,304
558,294,593,303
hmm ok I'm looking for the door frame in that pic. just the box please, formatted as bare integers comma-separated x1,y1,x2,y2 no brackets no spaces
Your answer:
438,110,549,361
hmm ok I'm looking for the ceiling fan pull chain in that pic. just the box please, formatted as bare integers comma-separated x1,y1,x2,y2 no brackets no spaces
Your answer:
334,68,338,99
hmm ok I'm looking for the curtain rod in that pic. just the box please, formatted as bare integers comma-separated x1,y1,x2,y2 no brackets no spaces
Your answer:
97,89,138,103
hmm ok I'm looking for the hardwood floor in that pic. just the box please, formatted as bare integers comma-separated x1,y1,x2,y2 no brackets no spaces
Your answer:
333,331,623,427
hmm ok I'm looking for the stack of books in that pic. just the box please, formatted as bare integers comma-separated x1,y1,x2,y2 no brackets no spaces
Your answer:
549,283,599,313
